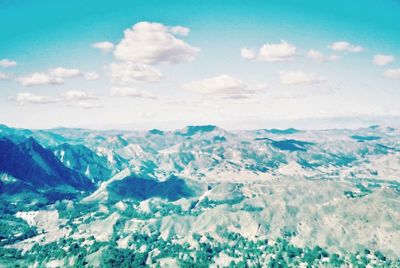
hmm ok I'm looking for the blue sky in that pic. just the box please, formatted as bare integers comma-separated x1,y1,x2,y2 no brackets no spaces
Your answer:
0,0,399,129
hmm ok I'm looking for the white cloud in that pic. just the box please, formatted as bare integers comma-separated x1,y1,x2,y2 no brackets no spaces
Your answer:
109,61,162,85
110,87,158,99
307,49,324,62
17,67,80,86
17,72,63,86
15,92,60,105
241,40,297,62
169,26,190,36
92,41,115,53
49,67,80,78
279,71,326,85
114,21,199,64
329,41,363,52
84,72,99,80
61,90,97,101
307,49,339,62
182,74,264,99
373,54,394,66
259,40,297,62
0,72,9,80
0,59,17,68
17,67,96,86
66,102,102,109
240,48,256,60
14,90,102,108
384,69,400,79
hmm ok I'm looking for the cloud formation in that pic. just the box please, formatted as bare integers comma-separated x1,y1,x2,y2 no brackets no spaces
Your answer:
182,74,265,99
15,90,102,108
279,71,326,85
61,90,97,101
17,72,63,86
109,62,162,85
84,72,99,80
307,49,339,62
169,26,190,36
92,41,115,53
16,67,99,86
0,59,17,68
49,67,80,78
373,54,394,66
384,69,400,79
241,40,297,62
329,41,363,52
110,87,158,99
114,21,199,64
15,92,60,105
240,48,256,60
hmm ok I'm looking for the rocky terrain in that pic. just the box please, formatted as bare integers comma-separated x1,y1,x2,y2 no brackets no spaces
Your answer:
0,124,399,267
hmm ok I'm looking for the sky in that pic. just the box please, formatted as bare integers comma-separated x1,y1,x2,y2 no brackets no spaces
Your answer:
0,0,400,130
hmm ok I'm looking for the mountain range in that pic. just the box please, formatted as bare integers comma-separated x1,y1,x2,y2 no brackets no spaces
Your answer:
0,123,399,267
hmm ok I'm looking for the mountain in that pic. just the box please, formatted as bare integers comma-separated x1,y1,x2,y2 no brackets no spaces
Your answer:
175,125,218,136
1,124,399,181
0,137,93,191
53,143,112,184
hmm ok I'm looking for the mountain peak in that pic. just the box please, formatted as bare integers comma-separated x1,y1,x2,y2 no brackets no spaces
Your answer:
0,123,10,130
148,129,165,135
177,125,219,136
265,128,300,135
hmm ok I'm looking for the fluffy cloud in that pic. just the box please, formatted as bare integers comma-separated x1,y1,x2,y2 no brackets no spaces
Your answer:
307,50,324,62
16,67,99,86
14,91,102,108
0,59,17,68
17,72,63,86
279,71,326,85
169,26,190,36
92,41,115,53
114,21,199,64
182,74,265,99
307,49,339,62
61,90,97,101
384,69,400,79
110,87,158,99
329,41,363,52
240,48,256,60
259,41,297,61
49,67,80,78
15,92,60,105
61,91,101,109
373,54,394,66
84,72,99,80
241,40,297,62
109,62,162,85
